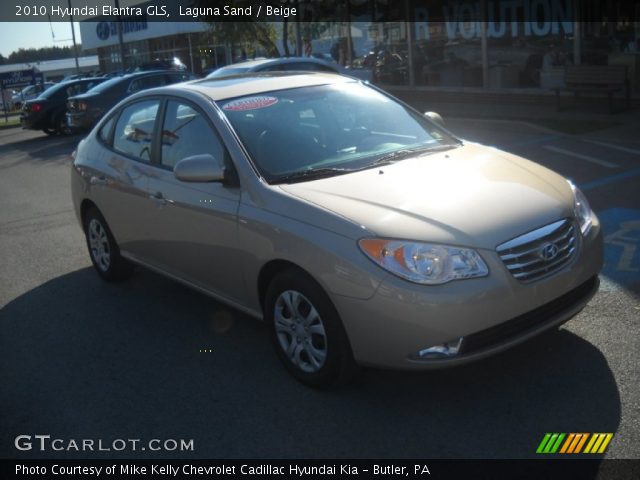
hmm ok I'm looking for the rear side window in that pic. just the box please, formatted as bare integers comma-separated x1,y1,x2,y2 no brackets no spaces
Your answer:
160,100,226,170
285,62,336,72
128,75,166,93
98,115,116,145
112,100,160,162
167,73,191,84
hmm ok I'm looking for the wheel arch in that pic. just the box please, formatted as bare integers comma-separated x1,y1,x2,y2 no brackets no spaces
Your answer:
257,259,320,314
80,199,100,226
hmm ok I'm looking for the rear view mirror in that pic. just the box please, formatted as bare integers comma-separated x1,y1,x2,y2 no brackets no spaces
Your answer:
424,111,445,127
174,154,225,183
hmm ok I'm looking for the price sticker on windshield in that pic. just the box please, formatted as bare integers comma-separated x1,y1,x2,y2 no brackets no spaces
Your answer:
222,96,278,111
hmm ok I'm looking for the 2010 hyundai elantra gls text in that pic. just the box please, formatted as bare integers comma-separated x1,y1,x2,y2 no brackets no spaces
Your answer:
71,72,603,387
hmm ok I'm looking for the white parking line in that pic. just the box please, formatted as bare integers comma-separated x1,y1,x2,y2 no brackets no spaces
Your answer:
543,145,619,168
581,139,640,156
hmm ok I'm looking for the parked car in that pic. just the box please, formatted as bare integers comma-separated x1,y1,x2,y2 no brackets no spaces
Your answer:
135,57,187,71
21,78,106,135
71,72,602,387
11,82,55,110
66,70,193,131
206,57,372,81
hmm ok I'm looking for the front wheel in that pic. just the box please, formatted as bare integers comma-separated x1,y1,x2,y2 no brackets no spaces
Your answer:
265,268,357,388
84,207,134,282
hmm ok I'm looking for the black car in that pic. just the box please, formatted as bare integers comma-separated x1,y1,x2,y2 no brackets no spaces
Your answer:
20,78,106,135
66,70,193,131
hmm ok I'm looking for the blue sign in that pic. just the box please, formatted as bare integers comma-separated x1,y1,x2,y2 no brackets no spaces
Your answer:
96,21,110,40
95,18,148,41
599,208,640,289
0,69,44,89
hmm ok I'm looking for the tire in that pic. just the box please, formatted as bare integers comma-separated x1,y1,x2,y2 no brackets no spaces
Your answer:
83,207,134,282
56,114,70,135
265,268,357,388
42,127,57,135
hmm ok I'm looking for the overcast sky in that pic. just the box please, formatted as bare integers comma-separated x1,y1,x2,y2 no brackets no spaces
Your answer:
0,22,84,58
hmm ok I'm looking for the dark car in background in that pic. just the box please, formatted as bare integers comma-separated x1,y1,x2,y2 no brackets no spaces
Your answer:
11,82,56,110
21,78,106,135
66,70,193,131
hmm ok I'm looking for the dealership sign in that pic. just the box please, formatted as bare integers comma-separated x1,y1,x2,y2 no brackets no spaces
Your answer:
415,0,574,40
0,69,44,90
96,19,148,40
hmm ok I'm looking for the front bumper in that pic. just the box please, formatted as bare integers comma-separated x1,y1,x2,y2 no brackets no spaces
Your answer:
332,220,603,370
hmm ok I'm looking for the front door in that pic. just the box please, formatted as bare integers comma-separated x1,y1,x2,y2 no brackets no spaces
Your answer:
144,99,245,303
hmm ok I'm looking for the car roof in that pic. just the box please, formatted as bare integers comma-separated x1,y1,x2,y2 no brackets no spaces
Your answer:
178,72,356,101
226,57,335,69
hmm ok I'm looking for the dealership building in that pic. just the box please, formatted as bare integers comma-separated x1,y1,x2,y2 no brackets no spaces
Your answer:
79,0,640,97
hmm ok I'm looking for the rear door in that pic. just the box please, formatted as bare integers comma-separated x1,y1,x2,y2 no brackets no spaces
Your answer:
91,99,162,260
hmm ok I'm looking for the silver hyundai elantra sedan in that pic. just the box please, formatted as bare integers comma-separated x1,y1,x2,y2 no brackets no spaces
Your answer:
71,72,603,387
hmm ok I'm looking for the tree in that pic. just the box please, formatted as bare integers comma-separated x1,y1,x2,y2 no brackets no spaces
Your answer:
5,45,82,64
194,0,280,57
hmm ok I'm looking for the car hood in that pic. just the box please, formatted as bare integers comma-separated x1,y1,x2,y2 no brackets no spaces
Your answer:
279,143,575,249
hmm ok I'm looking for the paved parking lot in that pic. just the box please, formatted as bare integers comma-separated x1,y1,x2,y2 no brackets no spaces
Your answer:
1,119,638,460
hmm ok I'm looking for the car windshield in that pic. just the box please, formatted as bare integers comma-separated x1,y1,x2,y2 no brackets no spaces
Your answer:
219,82,461,183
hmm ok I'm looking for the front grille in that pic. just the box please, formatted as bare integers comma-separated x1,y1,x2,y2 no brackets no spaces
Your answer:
496,219,578,282
460,276,598,354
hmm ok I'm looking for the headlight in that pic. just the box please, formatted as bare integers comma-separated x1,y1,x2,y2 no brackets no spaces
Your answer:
568,180,593,236
358,239,488,285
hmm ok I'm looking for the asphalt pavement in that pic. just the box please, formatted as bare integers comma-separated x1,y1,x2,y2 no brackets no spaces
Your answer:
0,118,638,461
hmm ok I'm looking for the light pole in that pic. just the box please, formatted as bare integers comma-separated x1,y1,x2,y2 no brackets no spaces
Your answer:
114,0,127,70
68,0,80,74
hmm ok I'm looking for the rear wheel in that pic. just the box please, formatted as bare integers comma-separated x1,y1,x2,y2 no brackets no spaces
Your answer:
84,207,134,282
56,114,70,135
265,268,357,388
42,127,57,135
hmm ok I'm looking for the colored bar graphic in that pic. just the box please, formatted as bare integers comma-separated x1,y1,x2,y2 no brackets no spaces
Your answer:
550,433,565,453
537,433,614,454
574,433,589,453
544,433,559,453
567,434,583,453
536,433,552,454
559,433,575,454
583,433,598,453
597,434,613,454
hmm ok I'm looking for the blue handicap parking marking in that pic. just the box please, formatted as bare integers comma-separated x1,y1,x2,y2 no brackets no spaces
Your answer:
598,208,640,287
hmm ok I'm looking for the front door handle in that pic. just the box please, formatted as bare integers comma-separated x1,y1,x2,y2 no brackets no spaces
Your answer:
149,191,173,206
90,175,108,186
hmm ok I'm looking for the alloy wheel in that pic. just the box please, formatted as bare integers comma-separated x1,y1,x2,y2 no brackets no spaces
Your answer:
88,218,111,272
274,290,327,373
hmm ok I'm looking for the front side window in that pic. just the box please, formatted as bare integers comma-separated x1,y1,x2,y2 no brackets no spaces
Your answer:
112,100,160,162
160,100,226,170
219,82,460,183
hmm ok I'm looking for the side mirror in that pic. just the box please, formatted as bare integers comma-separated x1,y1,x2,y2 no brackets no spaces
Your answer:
174,154,225,183
424,111,445,127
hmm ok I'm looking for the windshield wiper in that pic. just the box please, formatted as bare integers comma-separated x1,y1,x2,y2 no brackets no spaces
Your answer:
272,167,352,184
363,143,460,170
